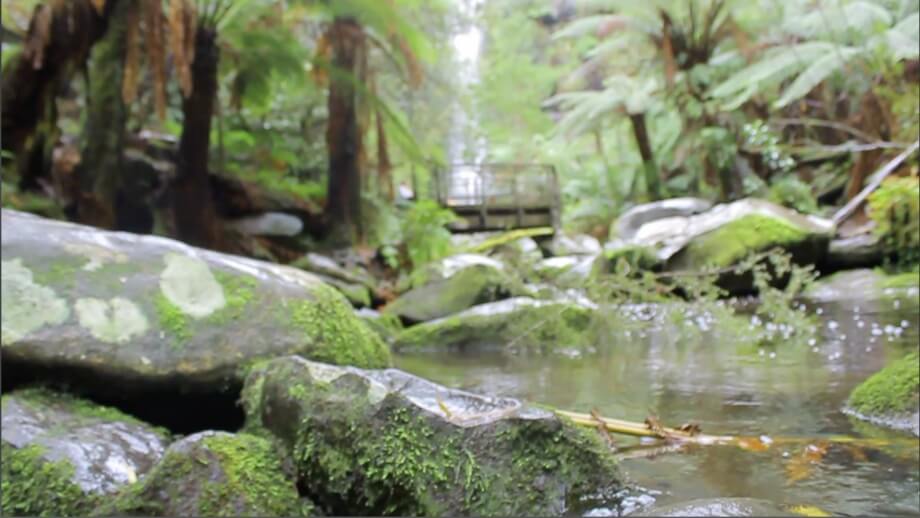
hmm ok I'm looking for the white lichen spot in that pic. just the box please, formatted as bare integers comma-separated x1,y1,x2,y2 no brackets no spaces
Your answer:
63,243,128,271
75,297,149,344
1,259,70,346
159,253,226,318
305,361,347,384
366,380,389,405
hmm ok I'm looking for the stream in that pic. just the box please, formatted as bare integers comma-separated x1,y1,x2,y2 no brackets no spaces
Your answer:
395,292,920,516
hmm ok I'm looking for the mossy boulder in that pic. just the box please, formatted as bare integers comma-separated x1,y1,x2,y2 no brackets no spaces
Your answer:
291,252,377,305
241,356,623,516
1,209,389,400
845,352,919,436
355,308,404,344
384,254,520,323
804,268,919,304
1,388,169,516
611,199,833,294
610,197,713,241
97,431,313,517
394,297,595,353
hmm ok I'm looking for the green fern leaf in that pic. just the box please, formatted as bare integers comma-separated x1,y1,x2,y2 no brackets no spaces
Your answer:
773,47,862,108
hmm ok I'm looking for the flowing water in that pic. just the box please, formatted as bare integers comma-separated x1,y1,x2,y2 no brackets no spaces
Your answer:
394,292,920,516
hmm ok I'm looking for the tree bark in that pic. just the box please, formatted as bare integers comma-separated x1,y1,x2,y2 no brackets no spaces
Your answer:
628,112,663,201
77,0,132,228
324,18,366,243
1,0,109,191
172,25,222,250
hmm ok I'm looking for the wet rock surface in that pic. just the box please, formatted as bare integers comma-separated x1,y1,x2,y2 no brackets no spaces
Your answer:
384,254,520,323
545,233,601,257
804,268,920,303
612,197,713,241
241,355,623,516
1,388,168,515
1,209,389,400
394,297,595,352
95,431,312,517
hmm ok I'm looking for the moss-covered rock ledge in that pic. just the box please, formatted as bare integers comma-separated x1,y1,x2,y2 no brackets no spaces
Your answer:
241,355,623,516
95,431,313,517
845,352,919,436
1,388,169,516
0,209,389,400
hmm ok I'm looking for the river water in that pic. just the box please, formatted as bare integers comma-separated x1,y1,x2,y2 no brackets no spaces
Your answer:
395,290,920,516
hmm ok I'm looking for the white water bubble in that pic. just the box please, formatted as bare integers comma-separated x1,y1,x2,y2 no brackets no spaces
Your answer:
769,352,776,359
901,320,910,328
816,308,824,315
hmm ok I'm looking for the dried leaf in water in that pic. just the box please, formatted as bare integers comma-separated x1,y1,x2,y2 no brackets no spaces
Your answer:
785,504,832,517
591,408,617,450
678,422,702,436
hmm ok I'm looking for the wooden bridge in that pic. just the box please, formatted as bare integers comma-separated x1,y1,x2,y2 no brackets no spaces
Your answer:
429,163,561,233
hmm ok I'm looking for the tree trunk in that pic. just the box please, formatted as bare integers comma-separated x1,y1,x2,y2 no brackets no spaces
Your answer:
77,0,132,228
376,107,394,202
1,0,109,191
324,18,366,243
628,112,663,201
172,25,222,250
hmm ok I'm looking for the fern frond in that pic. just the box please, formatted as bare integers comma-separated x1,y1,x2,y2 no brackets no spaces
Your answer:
773,46,862,108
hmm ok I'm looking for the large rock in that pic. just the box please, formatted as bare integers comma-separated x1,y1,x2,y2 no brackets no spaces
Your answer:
1,388,169,516
241,356,623,516
544,233,601,257
611,197,713,241
291,252,376,292
0,209,390,400
844,352,919,436
96,431,312,517
609,199,833,293
384,254,519,323
803,268,919,303
227,212,304,237
394,297,595,353
826,233,884,269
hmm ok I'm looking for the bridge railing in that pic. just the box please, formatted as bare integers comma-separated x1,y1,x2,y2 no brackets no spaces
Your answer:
429,163,561,231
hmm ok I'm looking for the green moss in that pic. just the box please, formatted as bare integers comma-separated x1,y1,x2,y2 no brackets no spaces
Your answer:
207,271,257,325
395,302,593,353
198,433,309,517
878,268,920,289
31,259,82,290
99,433,310,517
848,352,920,416
1,442,91,517
154,292,191,348
676,214,811,268
287,283,391,368
604,244,661,271
245,360,620,516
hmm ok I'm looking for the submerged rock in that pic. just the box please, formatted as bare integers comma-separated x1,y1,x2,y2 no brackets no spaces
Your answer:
0,209,389,400
96,431,311,517
384,254,519,323
394,297,594,352
1,388,169,516
633,497,798,516
611,197,713,241
241,356,623,516
844,352,919,436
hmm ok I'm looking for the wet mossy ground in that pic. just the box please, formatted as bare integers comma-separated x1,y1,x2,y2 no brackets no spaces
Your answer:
848,352,919,417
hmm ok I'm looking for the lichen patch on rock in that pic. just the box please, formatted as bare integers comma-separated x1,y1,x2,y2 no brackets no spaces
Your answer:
74,297,149,344
1,258,70,346
158,253,226,318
